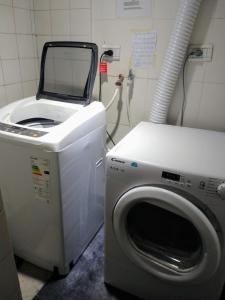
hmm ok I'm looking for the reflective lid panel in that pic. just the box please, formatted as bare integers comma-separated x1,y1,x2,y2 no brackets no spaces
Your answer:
37,41,98,104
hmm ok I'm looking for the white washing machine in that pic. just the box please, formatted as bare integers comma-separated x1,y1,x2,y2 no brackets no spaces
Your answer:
0,41,106,275
105,122,225,300
0,197,22,300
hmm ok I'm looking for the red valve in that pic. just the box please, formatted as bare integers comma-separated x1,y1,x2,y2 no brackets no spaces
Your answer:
99,61,107,73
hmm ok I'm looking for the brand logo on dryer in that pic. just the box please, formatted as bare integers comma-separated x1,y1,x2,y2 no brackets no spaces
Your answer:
110,157,126,173
111,158,125,164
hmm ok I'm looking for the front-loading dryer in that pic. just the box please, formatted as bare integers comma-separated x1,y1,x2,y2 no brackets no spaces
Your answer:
105,122,225,300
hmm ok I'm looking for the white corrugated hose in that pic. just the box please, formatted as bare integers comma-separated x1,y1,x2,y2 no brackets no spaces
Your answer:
149,0,202,124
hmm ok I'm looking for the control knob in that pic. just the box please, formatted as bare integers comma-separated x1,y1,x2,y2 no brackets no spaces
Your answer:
217,183,225,199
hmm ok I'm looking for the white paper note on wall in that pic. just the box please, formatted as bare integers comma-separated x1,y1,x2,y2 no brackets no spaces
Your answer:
117,0,152,18
132,31,157,69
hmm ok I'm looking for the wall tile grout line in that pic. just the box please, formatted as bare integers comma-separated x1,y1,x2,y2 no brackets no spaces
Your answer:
12,2,25,100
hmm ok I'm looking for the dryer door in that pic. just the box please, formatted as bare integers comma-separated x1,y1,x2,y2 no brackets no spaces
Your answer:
113,186,221,283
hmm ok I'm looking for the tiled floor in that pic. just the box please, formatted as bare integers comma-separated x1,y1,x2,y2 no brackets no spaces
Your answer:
17,260,51,300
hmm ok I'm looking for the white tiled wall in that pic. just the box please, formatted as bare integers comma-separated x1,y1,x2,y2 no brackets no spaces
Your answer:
91,0,225,142
0,0,37,107
1,0,225,142
33,0,92,64
168,0,225,131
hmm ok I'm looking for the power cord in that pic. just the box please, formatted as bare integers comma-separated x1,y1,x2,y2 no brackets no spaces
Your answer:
126,69,134,127
180,48,203,126
98,50,116,146
107,131,115,146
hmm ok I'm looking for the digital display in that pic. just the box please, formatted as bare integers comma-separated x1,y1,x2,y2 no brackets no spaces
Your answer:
162,171,180,182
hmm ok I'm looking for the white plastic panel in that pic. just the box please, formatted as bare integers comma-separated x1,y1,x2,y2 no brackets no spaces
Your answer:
59,126,105,266
0,142,64,272
0,210,12,261
0,209,21,300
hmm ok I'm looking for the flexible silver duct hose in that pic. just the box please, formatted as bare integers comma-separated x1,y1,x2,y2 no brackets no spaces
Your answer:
149,0,202,124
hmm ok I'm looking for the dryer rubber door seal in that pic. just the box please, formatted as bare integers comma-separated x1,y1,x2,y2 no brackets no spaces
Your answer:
113,186,221,284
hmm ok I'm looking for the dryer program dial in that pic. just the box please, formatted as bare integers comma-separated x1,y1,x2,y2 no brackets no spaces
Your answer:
217,183,225,199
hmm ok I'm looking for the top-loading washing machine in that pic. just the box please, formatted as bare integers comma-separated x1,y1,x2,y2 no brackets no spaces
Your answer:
105,122,225,300
0,41,106,275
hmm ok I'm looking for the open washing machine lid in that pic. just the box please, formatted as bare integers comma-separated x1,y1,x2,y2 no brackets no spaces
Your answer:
36,41,98,105
4,41,98,130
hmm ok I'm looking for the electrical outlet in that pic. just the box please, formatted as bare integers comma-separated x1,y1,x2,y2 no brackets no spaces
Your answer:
102,45,121,61
188,44,213,62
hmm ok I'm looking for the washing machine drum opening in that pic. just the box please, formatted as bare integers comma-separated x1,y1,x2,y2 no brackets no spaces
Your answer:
126,201,203,271
17,118,61,128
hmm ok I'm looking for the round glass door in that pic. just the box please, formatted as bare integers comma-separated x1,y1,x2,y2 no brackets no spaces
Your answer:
127,202,203,272
113,186,221,283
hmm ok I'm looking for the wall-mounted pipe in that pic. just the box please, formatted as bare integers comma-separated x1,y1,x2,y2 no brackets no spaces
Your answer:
149,0,202,124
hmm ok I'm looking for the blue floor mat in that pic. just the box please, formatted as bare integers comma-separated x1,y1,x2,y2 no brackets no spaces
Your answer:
34,227,140,300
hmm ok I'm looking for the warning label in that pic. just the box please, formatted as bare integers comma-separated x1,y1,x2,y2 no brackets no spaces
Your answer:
31,156,50,203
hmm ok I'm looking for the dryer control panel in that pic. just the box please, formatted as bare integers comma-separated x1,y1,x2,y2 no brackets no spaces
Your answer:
161,170,225,200
0,122,47,137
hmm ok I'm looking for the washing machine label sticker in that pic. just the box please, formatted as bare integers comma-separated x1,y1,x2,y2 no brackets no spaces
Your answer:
31,157,50,203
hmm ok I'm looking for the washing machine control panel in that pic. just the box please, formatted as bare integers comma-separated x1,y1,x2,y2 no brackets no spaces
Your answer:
0,122,47,137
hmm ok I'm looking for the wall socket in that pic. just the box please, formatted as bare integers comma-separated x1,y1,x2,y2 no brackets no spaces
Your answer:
102,45,121,61
188,44,213,62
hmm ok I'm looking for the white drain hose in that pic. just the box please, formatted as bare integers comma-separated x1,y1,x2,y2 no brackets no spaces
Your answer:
105,88,119,111
149,0,202,124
